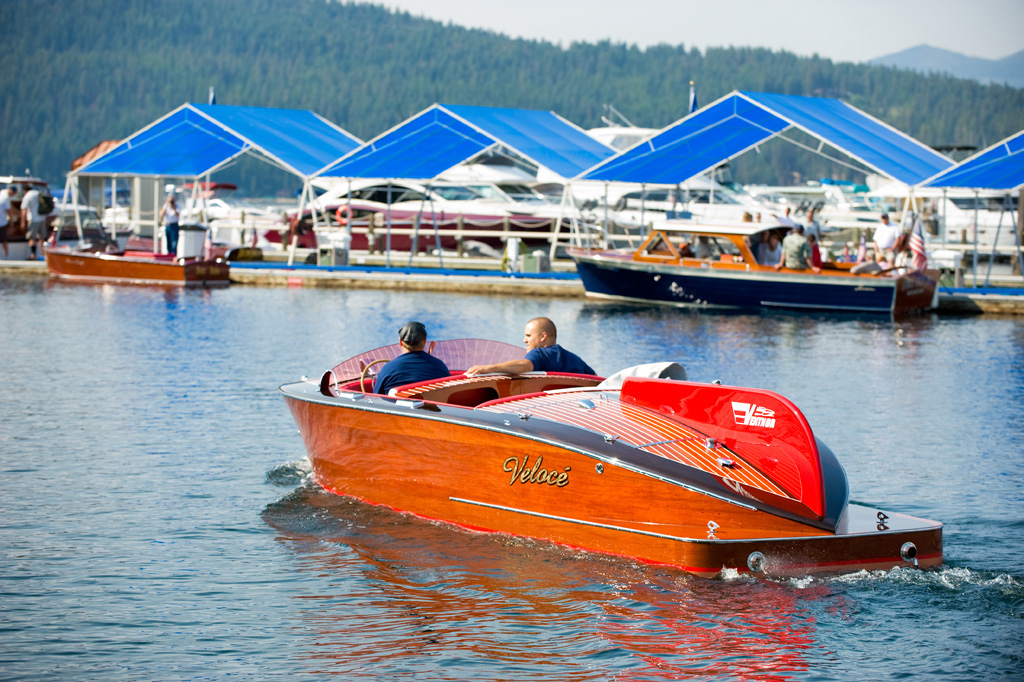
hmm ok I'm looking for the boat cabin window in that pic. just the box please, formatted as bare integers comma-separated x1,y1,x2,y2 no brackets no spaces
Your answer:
639,233,679,259
349,185,425,204
431,185,483,201
674,233,741,260
683,189,741,205
950,196,1017,211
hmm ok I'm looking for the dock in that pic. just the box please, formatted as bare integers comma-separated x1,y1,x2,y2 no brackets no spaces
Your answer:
229,260,584,296
5,254,1024,313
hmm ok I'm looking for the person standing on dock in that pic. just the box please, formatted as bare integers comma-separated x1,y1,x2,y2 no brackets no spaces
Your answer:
160,195,180,256
0,187,12,257
20,186,45,260
465,317,595,376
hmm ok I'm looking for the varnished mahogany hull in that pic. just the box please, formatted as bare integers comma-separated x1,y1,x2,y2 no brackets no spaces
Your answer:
44,248,230,287
282,383,942,577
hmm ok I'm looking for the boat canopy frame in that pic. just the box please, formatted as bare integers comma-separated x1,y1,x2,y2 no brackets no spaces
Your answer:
63,103,362,251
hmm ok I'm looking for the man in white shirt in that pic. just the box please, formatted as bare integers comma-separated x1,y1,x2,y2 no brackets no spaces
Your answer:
872,213,900,263
21,187,43,260
0,188,12,257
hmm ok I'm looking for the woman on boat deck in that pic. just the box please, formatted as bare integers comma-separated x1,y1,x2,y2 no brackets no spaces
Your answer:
465,317,595,376
373,321,450,396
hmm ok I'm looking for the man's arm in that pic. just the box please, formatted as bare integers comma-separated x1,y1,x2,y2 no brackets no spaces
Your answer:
465,358,534,376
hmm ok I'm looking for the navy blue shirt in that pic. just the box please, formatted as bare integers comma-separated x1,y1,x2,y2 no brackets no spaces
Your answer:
374,351,450,395
525,344,595,375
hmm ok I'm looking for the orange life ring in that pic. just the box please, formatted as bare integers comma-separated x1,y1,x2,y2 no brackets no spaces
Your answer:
334,205,351,226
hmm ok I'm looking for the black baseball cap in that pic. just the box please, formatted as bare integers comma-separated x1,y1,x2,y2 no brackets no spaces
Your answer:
399,321,427,345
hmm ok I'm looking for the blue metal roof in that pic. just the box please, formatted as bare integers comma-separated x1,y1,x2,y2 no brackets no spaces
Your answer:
580,95,789,185
77,104,362,179
583,91,954,186
318,104,615,180
924,130,1024,191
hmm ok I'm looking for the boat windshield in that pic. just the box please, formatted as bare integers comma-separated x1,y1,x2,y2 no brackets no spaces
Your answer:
432,186,483,201
327,338,525,381
673,232,743,258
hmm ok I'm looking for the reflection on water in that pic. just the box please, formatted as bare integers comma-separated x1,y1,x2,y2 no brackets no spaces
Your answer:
264,483,837,680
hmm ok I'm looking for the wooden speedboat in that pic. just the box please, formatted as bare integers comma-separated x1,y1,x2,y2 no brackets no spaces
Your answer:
44,245,230,287
281,339,942,578
571,223,939,316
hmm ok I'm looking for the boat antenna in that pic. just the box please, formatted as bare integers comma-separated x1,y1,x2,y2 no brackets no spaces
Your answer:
602,104,635,128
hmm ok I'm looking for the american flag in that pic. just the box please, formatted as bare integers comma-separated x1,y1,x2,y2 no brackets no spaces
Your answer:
910,216,928,270
856,232,867,262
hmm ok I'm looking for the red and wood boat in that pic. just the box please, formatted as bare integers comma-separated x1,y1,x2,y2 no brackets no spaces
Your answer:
44,246,230,287
281,339,942,578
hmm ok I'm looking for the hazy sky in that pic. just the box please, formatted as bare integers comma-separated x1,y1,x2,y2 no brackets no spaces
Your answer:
380,0,1023,63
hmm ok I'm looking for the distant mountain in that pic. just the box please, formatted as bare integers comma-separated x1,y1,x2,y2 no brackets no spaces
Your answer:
869,44,1024,88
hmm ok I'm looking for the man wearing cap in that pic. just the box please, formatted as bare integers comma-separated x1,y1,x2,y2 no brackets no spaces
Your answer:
465,317,595,377
372,321,450,396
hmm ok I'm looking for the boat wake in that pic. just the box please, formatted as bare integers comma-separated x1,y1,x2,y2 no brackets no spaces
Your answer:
774,564,1024,597
265,458,312,486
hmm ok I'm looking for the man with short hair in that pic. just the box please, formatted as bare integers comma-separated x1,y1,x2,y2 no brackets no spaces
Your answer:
775,224,821,273
466,317,595,376
372,321,450,396
872,213,900,263
21,186,44,260
805,208,822,241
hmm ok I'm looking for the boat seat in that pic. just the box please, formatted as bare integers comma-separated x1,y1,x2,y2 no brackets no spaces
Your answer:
392,373,603,407
393,374,513,406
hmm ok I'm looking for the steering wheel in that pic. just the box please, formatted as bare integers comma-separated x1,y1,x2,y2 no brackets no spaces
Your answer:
360,358,389,393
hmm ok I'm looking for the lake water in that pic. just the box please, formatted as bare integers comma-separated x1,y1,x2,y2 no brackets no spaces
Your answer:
1,276,1022,680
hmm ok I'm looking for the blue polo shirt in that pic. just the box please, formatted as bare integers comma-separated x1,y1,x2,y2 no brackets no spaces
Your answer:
525,344,595,375
374,351,450,395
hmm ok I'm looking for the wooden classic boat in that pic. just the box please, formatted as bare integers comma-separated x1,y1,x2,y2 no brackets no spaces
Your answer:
570,223,940,315
281,339,942,578
44,246,230,287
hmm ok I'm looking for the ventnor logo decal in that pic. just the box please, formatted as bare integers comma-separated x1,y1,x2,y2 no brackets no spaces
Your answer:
732,402,776,428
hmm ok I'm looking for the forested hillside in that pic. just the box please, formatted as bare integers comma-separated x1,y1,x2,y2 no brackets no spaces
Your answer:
3,0,1023,193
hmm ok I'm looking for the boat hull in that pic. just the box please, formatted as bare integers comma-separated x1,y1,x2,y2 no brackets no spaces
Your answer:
282,382,941,577
44,248,230,287
572,252,938,315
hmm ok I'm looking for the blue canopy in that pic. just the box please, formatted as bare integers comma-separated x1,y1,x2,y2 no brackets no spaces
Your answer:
77,103,362,179
923,130,1024,191
582,91,954,186
318,104,615,180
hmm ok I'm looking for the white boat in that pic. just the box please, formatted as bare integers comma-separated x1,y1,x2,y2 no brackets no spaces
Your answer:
868,179,1022,254
301,178,570,254
178,182,286,250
